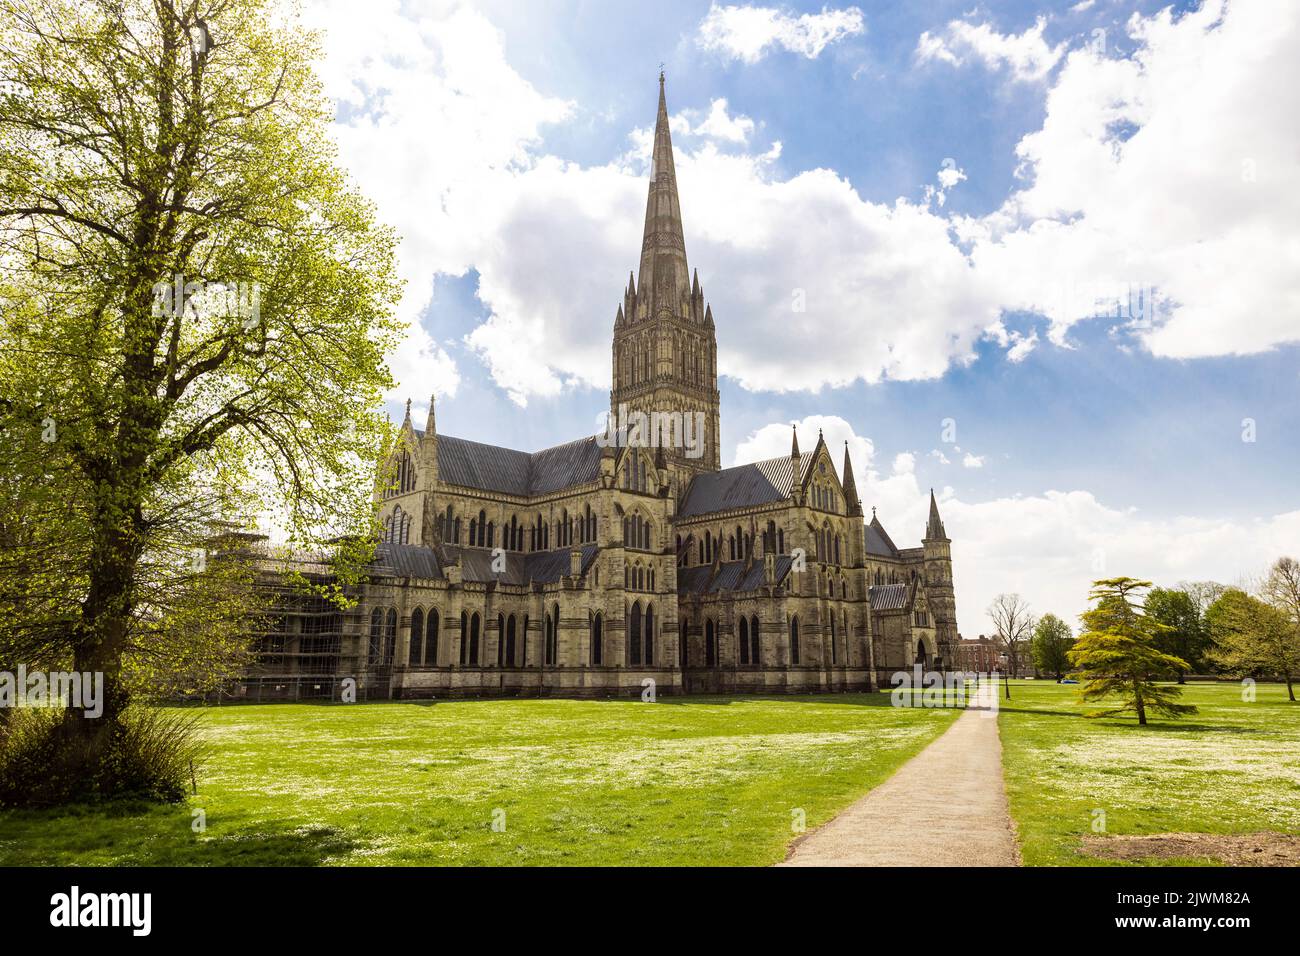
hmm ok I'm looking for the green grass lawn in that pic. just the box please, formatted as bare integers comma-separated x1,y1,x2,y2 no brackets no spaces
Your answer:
998,679,1300,866
0,693,957,866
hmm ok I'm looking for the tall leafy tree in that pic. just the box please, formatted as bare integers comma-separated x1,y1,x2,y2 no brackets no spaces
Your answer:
1206,587,1299,702
0,0,400,795
1031,613,1073,680
1145,586,1210,682
1068,577,1196,725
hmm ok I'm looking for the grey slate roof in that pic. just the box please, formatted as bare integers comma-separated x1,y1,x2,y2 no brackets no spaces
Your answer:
370,542,600,586
373,543,443,580
864,517,901,558
413,431,603,498
678,454,814,518
677,555,792,595
440,544,599,587
869,582,912,611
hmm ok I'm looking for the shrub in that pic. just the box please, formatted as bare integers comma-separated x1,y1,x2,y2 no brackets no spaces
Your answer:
0,706,204,807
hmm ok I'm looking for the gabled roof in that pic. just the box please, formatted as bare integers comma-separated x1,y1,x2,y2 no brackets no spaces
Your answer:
864,515,900,558
678,454,814,518
414,431,603,498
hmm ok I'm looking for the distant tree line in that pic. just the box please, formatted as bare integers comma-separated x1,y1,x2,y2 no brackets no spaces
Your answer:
985,556,1300,721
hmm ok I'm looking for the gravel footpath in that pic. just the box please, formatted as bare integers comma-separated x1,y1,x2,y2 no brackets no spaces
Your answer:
779,703,1021,867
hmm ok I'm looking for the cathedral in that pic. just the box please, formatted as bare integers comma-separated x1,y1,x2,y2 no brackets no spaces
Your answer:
248,77,959,700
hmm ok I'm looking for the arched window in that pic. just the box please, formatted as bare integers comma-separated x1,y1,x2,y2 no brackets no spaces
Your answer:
477,510,486,547
469,613,481,665
459,611,468,665
739,616,750,665
385,608,397,663
591,612,603,665
834,535,841,564
409,607,424,666
705,618,716,666
750,615,760,665
777,528,785,554
368,607,384,664
789,615,800,665
644,604,654,666
629,602,642,665
680,618,689,667
505,614,517,667
830,615,837,665
427,608,439,666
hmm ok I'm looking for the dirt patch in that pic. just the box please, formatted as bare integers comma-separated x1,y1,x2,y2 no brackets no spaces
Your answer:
1082,832,1300,866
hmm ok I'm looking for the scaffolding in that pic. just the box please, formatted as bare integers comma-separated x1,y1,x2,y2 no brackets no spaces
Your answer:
223,566,375,703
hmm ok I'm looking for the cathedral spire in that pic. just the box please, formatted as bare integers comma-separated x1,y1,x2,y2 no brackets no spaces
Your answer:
926,488,947,540
790,424,800,458
842,441,862,516
636,72,690,320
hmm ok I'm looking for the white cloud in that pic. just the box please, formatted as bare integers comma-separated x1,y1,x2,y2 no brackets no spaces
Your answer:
737,417,1300,638
305,0,1300,409
698,3,865,64
303,0,574,402
930,449,951,466
1005,330,1038,362
962,453,985,469
925,160,968,207
964,0,1300,359
690,98,757,144
916,16,1065,82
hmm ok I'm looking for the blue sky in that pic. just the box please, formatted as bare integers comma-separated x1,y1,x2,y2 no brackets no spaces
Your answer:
307,0,1300,634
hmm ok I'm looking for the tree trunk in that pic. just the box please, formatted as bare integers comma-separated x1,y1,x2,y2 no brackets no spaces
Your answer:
63,472,146,761
1134,680,1146,725
1287,674,1296,702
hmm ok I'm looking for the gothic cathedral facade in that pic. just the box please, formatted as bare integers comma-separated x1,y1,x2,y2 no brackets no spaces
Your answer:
250,77,959,700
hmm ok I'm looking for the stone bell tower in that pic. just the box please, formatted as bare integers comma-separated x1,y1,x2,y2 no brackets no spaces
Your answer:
922,490,959,670
610,73,722,491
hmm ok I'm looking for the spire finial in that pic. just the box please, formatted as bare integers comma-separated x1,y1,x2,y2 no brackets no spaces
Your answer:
926,488,946,540
791,423,800,458
404,397,411,418
841,440,861,516
635,66,690,321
